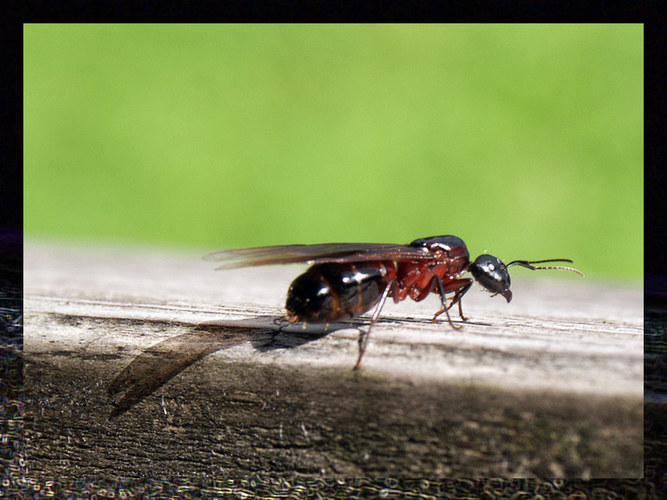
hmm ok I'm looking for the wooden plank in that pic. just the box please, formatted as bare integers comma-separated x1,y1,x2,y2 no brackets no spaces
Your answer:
24,241,643,478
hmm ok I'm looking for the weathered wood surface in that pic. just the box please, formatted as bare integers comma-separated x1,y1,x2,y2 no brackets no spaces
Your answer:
24,241,643,478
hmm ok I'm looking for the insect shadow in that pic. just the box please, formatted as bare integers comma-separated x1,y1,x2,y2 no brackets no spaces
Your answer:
107,316,348,418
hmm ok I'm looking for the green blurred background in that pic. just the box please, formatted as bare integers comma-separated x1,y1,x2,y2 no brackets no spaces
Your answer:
24,24,642,281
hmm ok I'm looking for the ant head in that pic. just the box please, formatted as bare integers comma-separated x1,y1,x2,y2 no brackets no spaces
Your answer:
469,255,584,303
469,255,513,302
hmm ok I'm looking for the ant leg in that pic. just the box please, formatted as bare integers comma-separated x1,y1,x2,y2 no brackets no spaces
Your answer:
432,278,473,328
430,276,462,330
273,316,290,330
448,282,472,322
457,295,468,322
272,316,288,336
434,300,460,330
354,279,395,370
266,316,294,344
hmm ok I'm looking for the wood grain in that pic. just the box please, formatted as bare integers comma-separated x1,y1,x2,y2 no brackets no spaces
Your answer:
24,241,643,478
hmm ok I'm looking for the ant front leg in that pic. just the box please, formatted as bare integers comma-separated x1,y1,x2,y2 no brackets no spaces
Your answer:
431,277,473,328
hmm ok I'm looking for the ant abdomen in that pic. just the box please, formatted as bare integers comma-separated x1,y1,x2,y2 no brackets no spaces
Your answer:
286,262,393,323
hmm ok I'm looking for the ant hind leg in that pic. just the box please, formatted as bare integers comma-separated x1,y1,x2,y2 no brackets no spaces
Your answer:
353,279,395,370
269,316,292,341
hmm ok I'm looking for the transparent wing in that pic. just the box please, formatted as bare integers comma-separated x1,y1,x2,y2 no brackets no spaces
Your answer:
203,242,431,269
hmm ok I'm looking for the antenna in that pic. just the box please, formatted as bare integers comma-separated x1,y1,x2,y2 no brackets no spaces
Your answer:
505,259,584,277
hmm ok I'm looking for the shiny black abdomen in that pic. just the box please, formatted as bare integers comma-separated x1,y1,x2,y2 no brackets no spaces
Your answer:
285,262,390,323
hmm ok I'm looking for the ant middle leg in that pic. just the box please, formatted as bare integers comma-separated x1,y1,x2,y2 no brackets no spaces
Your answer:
432,278,473,327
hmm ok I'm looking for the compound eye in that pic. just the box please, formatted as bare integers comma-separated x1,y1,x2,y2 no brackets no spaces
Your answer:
470,255,512,302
